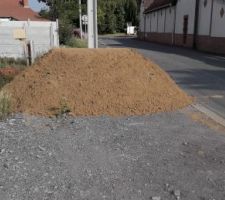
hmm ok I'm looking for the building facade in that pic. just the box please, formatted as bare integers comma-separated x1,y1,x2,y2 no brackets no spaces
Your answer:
0,0,47,21
139,0,225,55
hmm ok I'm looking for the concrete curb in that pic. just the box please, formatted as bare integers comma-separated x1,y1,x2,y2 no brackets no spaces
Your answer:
193,104,225,127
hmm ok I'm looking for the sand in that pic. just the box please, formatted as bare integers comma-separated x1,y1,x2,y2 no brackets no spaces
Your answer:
3,48,192,117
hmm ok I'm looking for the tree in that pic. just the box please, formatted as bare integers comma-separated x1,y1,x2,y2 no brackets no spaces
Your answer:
39,0,140,36
38,0,80,44
124,0,138,26
115,3,126,32
97,0,139,34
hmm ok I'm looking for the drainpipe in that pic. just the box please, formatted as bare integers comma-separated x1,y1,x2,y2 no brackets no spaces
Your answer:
209,0,214,36
144,14,146,40
193,0,200,49
172,5,177,45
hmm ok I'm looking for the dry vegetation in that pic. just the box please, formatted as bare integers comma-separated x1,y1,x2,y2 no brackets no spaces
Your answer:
3,48,192,117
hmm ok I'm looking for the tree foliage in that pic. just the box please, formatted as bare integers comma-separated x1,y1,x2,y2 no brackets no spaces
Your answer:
38,0,140,42
97,0,139,34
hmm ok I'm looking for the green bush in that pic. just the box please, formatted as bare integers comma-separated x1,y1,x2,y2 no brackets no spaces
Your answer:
58,18,74,45
66,38,88,48
0,91,11,120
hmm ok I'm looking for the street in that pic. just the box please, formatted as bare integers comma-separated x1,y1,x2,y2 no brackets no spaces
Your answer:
99,36,225,121
1,38,225,200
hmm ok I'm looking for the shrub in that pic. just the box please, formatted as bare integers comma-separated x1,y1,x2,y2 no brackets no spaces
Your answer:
0,57,26,68
0,75,14,89
0,58,26,89
58,18,74,45
0,91,11,120
66,38,88,48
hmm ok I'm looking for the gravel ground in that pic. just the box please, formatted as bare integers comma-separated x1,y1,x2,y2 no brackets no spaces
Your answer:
0,108,225,200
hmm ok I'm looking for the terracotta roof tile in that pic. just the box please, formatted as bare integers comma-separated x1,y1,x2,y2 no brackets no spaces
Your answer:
0,0,48,21
144,0,154,9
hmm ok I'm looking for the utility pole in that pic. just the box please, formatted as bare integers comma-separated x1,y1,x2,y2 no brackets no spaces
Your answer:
87,0,98,48
79,0,83,39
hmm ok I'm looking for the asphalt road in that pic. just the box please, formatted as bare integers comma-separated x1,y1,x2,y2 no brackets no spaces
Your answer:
99,36,225,120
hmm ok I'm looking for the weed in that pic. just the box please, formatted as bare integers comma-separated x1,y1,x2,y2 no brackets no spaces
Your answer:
0,91,11,120
66,38,88,48
0,75,14,89
0,57,27,70
0,57,26,89
54,97,71,117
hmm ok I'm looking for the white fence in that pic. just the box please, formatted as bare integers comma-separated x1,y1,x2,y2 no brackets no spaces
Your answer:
0,20,59,60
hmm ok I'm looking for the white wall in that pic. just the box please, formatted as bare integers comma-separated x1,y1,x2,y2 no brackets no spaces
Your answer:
0,21,59,59
142,6,176,34
198,0,225,37
139,0,225,40
175,0,196,34
211,0,225,37
198,0,212,35
151,12,158,32
158,9,166,33
146,14,151,32
165,7,175,33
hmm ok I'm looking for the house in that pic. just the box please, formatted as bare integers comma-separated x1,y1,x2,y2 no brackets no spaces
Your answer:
0,0,58,60
0,0,47,21
138,0,225,55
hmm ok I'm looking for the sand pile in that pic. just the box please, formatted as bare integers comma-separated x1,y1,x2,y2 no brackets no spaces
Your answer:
4,48,192,117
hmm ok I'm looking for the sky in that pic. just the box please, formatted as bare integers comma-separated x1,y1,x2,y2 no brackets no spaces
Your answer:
29,0,47,12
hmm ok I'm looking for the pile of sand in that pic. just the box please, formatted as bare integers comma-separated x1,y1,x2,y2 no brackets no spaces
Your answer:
3,48,192,117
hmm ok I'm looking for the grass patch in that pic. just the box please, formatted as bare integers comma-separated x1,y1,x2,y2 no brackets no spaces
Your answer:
50,98,71,118
100,33,126,37
58,98,71,116
0,75,14,89
0,91,11,120
0,57,27,89
0,57,27,70
66,38,88,48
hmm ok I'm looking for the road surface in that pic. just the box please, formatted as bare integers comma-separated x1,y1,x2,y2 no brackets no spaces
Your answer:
99,36,225,121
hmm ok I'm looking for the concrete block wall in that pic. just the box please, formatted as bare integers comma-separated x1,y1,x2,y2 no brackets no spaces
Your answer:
0,20,59,59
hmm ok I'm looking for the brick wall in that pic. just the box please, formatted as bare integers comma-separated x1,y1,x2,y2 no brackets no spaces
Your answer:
196,36,225,55
138,32,145,40
174,34,194,48
145,33,173,45
138,32,225,55
138,32,193,47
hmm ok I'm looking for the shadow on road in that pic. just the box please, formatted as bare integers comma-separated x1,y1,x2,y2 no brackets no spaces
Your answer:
100,36,225,92
168,69,225,91
101,37,225,70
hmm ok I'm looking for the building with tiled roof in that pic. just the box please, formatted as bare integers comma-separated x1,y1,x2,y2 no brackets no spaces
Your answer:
0,0,47,21
139,0,154,34
138,0,225,55
144,0,176,13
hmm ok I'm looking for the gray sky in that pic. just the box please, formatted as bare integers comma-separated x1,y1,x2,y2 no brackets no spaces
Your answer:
29,0,46,12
